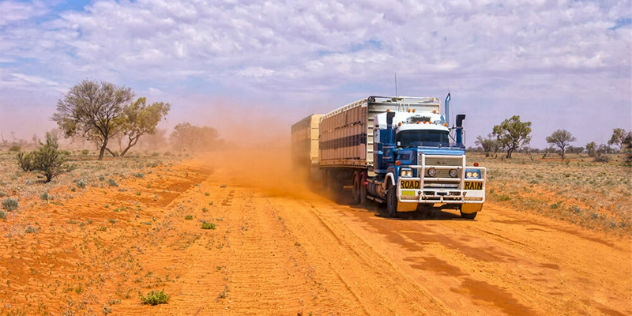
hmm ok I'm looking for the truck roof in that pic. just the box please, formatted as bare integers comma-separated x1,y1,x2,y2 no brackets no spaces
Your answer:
321,96,441,120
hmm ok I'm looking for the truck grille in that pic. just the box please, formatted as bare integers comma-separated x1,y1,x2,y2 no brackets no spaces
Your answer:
419,154,464,182
423,157,463,167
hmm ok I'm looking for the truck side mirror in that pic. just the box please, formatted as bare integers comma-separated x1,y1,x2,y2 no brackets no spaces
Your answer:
456,114,466,127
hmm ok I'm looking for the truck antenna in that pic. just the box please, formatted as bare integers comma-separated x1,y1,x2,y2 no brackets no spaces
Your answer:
394,73,398,97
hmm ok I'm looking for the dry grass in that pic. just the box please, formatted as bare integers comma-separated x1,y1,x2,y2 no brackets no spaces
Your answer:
0,148,184,205
0,147,207,314
473,152,632,235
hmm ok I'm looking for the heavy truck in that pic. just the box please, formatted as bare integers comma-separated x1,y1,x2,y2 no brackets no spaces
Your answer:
291,94,486,219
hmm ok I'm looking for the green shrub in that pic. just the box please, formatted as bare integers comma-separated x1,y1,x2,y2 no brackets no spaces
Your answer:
108,179,118,187
0,191,6,197
2,198,18,211
140,289,170,305
77,180,87,189
0,210,6,220
40,192,51,201
16,152,35,171
185,215,193,220
15,133,74,182
9,145,20,152
81,149,89,156
201,222,216,230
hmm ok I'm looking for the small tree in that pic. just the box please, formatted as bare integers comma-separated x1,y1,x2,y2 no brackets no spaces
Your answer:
624,133,632,165
594,144,612,162
492,115,532,159
140,128,168,151
570,146,584,155
608,128,629,151
586,142,596,157
33,134,73,182
16,133,73,182
546,129,576,160
53,80,133,160
113,97,171,157
475,134,500,157
169,122,222,152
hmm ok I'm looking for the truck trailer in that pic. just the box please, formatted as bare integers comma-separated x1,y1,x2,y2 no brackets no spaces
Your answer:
291,94,486,219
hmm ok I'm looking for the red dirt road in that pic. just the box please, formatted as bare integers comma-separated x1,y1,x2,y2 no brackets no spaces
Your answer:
0,159,629,315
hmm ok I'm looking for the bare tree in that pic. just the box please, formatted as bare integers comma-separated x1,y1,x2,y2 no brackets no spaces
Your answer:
546,129,576,160
52,80,133,160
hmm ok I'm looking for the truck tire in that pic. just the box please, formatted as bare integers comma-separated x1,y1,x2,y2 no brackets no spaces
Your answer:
386,181,399,218
352,173,361,205
359,172,367,206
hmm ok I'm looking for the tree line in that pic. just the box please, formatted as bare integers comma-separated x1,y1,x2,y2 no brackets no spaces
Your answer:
51,80,222,160
7,79,225,183
474,115,631,161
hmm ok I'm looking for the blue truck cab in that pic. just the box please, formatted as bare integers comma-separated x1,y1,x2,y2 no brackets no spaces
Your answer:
365,94,486,218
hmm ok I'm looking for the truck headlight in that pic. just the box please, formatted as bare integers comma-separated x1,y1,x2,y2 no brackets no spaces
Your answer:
449,169,458,178
427,168,436,177
465,170,480,179
400,168,413,177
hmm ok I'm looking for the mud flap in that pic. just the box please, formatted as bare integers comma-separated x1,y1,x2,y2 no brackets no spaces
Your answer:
397,201,418,212
461,203,483,214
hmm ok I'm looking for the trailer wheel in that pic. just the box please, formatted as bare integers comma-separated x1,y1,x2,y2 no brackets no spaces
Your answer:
359,172,367,206
386,181,399,218
352,173,361,205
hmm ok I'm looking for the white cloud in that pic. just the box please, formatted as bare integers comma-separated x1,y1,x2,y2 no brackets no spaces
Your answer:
0,0,630,145
0,0,48,26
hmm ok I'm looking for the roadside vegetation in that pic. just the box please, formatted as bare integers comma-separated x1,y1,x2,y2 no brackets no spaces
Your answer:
470,152,631,235
0,146,223,315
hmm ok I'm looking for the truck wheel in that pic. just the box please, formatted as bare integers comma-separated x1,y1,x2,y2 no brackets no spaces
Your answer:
359,172,367,206
352,173,361,204
460,208,477,220
386,181,399,218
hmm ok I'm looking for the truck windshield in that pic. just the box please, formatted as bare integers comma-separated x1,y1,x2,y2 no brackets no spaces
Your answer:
397,130,450,147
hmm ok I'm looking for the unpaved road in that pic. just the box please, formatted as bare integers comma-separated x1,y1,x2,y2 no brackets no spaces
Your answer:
1,159,630,315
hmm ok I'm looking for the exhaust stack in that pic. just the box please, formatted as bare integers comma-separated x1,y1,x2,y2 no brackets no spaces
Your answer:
445,93,451,126
456,114,466,146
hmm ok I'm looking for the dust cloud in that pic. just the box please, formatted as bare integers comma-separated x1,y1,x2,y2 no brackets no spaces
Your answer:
184,99,325,201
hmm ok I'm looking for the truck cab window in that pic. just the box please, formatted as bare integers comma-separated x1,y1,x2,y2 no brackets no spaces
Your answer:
396,130,450,147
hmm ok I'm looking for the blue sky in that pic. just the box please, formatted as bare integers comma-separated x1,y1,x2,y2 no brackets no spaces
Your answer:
0,0,630,148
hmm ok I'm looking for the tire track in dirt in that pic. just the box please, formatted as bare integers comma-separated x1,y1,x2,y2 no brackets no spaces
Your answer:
319,200,631,316
274,198,452,315
3,158,628,315
214,185,372,315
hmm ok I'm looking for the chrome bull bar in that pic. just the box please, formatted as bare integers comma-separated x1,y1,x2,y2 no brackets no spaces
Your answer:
397,154,486,204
